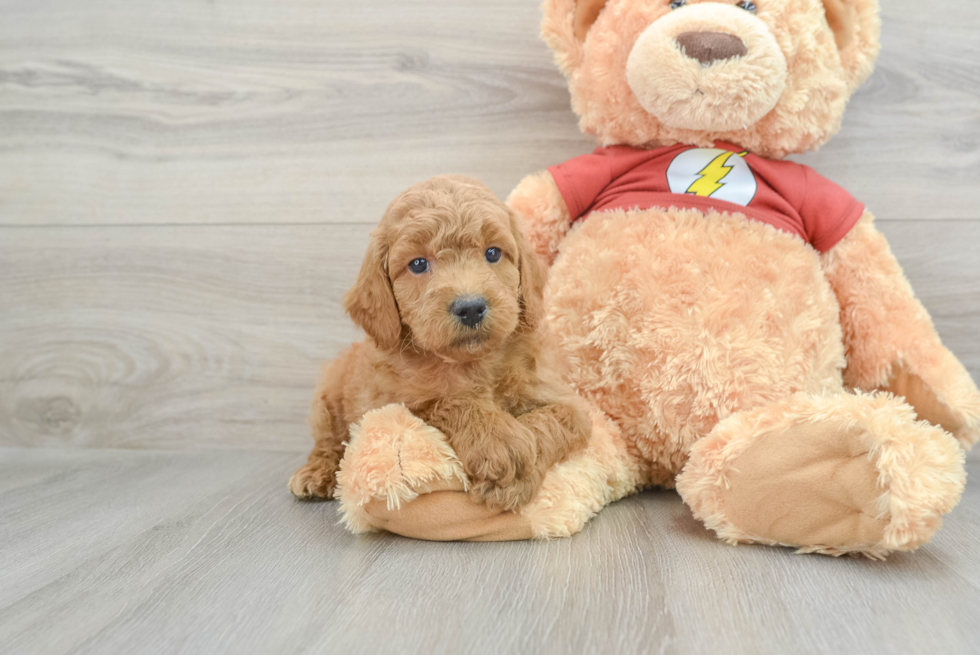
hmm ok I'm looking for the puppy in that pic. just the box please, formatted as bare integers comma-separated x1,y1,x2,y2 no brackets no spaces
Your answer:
289,175,591,510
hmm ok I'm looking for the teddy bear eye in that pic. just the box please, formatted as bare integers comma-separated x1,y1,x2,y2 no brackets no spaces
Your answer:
485,247,502,263
669,0,686,8
738,1,757,11
408,258,429,274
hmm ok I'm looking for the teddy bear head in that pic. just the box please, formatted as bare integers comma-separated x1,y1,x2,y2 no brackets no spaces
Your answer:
542,0,880,158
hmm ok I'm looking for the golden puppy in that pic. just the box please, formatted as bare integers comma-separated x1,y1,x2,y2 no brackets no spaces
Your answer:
289,175,591,510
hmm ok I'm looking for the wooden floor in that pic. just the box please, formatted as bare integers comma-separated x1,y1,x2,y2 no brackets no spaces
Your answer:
1,449,979,655
1,1,979,653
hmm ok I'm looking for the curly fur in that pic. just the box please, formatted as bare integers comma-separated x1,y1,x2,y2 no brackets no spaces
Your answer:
290,176,590,511
335,404,646,541
324,1,976,557
496,0,975,556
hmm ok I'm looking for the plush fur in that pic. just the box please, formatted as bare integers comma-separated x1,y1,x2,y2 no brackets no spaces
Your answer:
512,0,976,555
290,176,590,511
822,214,980,449
331,0,978,557
542,0,879,158
336,403,644,541
540,204,848,487
676,392,966,558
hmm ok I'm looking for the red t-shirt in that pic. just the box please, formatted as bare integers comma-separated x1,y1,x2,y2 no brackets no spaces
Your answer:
548,142,864,252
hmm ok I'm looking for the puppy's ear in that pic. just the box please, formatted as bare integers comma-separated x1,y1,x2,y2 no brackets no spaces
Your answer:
511,210,549,334
542,0,611,75
343,228,402,350
820,0,881,91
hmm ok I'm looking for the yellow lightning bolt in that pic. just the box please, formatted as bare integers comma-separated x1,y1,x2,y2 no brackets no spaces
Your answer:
686,151,738,197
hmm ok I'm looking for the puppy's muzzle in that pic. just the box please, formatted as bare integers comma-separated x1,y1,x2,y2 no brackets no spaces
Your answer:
450,295,488,328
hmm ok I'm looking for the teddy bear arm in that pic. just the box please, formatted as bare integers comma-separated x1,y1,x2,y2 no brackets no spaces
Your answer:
820,212,980,449
334,404,644,541
506,169,572,265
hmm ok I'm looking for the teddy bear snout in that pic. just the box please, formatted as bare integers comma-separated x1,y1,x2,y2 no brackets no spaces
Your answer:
676,31,747,65
624,2,787,134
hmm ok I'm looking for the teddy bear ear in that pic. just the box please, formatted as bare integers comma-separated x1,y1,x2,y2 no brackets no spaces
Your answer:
820,0,881,91
541,0,610,76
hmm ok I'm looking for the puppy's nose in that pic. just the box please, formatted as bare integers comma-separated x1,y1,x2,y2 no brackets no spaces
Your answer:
450,296,488,328
676,32,747,65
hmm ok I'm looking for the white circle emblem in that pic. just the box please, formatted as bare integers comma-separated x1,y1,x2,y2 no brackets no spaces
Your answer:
666,148,758,207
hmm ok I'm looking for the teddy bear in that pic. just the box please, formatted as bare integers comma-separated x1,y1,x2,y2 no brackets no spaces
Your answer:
331,0,980,558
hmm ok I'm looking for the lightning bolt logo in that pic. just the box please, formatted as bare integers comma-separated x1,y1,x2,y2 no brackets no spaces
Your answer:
686,151,744,197
667,149,755,206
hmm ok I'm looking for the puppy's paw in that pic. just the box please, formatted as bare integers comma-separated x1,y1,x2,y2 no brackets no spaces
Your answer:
465,444,542,511
470,472,542,512
289,459,339,501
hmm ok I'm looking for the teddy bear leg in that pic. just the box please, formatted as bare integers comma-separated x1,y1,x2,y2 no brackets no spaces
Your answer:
676,392,966,558
334,404,644,541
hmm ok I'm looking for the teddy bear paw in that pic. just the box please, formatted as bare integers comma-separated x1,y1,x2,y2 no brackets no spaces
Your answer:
333,404,468,533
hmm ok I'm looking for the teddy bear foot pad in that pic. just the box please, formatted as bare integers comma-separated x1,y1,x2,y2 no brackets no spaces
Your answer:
677,392,966,559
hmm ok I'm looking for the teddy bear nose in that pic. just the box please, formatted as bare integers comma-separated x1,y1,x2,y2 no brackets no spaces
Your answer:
676,31,748,65
450,295,488,328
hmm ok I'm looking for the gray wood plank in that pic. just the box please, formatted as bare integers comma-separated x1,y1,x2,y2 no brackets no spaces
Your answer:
1,220,977,454
2,2,978,653
0,223,367,451
0,0,978,227
1,447,978,655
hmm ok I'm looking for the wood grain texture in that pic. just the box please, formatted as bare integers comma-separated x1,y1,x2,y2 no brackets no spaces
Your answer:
1,2,978,653
1,447,978,655
0,0,978,226
0,224,366,451
1,220,977,454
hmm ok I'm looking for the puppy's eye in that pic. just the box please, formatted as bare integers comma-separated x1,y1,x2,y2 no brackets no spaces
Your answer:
669,0,686,9
737,1,757,11
408,258,429,274
484,247,502,263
